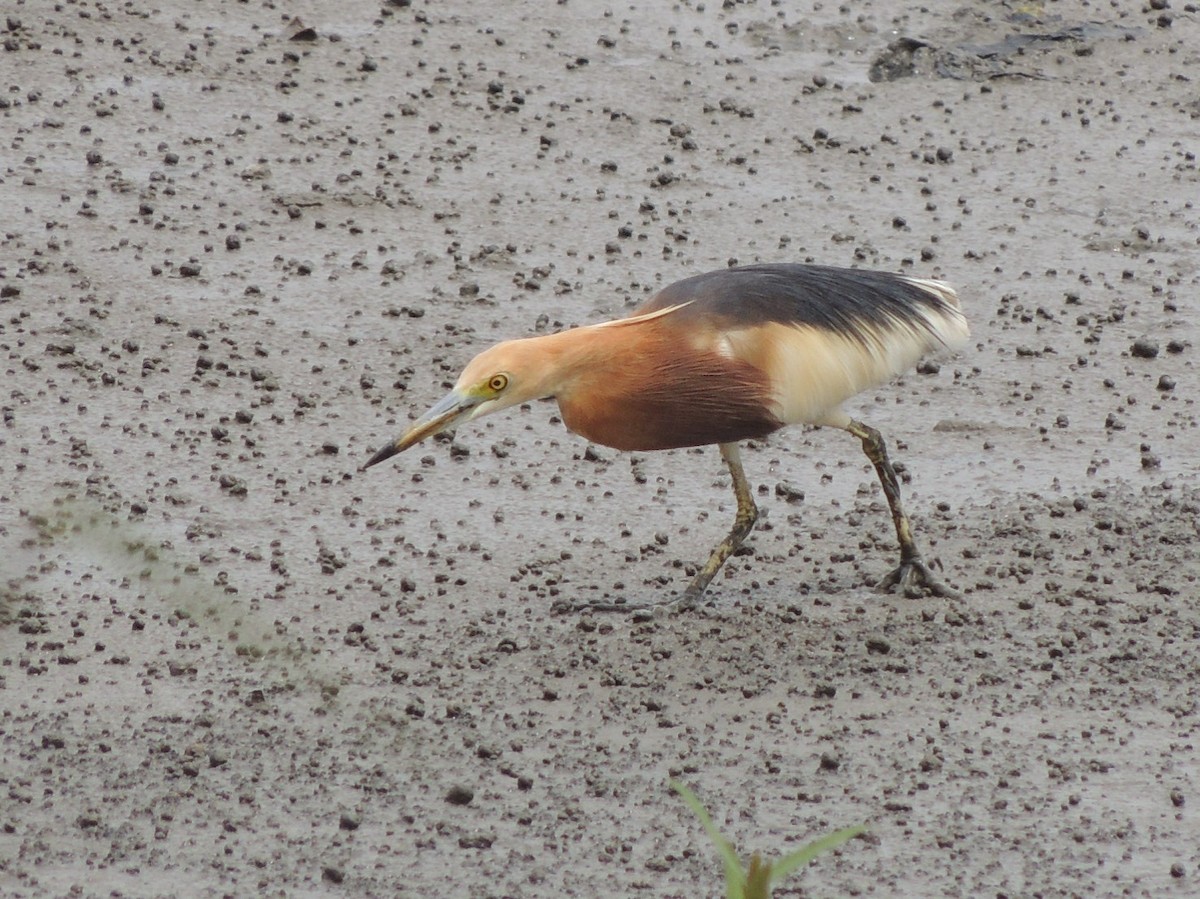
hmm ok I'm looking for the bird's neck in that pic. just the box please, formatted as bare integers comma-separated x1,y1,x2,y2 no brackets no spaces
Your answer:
526,320,641,396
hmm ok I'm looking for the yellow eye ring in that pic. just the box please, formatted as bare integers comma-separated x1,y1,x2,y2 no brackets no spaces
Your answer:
488,374,509,393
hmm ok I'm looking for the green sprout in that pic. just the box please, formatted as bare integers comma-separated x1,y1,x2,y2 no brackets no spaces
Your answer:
671,780,866,899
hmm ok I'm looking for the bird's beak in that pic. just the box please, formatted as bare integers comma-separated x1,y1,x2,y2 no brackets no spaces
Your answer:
362,389,478,470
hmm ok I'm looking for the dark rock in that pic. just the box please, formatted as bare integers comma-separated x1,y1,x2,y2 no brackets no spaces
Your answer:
775,482,805,503
866,637,891,655
285,18,318,42
819,751,841,772
458,833,494,849
1131,338,1159,359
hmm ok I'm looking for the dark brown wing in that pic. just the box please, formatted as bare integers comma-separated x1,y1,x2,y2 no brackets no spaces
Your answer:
635,263,964,352
555,328,782,452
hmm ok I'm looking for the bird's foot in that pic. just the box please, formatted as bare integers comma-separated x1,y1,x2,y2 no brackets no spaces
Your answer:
876,557,958,599
549,592,710,619
550,596,659,619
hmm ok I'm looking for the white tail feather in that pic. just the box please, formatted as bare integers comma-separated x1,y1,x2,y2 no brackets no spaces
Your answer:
746,277,969,427
901,277,970,351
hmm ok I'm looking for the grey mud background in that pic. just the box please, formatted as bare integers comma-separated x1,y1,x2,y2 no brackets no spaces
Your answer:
2,0,1199,896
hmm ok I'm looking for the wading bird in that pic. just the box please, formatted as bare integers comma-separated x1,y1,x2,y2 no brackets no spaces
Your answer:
364,263,969,609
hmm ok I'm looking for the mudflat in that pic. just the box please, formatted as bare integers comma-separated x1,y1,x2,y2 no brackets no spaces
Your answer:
2,1,1198,896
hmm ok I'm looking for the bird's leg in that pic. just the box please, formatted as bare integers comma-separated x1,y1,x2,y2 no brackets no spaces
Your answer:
550,443,756,616
678,442,759,608
844,419,957,599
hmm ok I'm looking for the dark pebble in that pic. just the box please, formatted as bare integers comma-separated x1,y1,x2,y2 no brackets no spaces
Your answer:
866,636,891,655
287,20,318,42
218,475,246,495
1131,338,1159,359
445,784,475,806
458,834,494,849
774,482,805,504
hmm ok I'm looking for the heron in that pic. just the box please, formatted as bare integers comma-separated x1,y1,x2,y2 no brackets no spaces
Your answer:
363,263,969,609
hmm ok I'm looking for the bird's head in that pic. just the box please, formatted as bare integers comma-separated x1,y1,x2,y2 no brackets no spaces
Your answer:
362,336,566,470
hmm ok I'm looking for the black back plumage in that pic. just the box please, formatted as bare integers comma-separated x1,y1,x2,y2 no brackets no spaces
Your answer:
635,263,961,350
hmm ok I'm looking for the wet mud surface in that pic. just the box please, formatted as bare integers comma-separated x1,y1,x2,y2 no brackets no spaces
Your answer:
2,1,1199,896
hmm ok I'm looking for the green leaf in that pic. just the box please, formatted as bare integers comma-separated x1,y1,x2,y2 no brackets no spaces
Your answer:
670,781,747,898
744,852,774,899
768,824,867,885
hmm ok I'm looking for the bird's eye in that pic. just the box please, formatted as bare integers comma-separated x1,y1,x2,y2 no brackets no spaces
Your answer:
488,374,509,393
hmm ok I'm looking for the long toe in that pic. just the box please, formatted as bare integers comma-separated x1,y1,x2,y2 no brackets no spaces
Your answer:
875,559,958,599
550,591,711,618
676,583,709,612
550,596,674,618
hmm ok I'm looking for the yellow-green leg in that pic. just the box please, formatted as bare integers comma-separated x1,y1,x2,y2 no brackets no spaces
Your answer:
552,442,757,615
845,419,956,598
678,442,758,608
